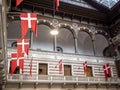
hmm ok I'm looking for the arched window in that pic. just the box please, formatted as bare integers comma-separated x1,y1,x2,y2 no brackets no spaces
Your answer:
11,41,17,48
94,34,109,56
77,31,94,56
57,28,75,53
32,24,53,51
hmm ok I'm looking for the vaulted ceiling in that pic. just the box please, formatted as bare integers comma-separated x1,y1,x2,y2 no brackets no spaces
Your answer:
9,0,120,26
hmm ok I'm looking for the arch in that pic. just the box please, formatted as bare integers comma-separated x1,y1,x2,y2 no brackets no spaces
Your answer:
94,34,109,56
37,19,55,30
58,23,76,38
79,27,93,38
77,30,94,55
95,30,110,43
56,26,75,53
32,23,54,51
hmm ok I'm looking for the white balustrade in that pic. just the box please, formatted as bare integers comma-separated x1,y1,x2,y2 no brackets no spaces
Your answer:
7,74,120,84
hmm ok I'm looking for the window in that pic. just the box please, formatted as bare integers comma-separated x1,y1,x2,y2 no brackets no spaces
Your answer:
38,63,48,75
64,65,72,76
86,66,93,77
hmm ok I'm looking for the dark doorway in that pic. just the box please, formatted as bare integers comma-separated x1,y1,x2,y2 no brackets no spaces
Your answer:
64,65,72,76
86,66,93,77
38,63,48,75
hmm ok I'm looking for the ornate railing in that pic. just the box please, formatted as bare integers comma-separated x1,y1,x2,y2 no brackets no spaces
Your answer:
7,74,120,84
8,48,114,64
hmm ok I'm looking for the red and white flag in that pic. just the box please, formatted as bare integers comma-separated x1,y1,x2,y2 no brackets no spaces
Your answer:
20,13,37,38
17,39,29,56
11,53,24,75
103,63,112,80
55,0,59,11
16,0,23,6
83,61,88,74
59,59,62,74
30,58,32,76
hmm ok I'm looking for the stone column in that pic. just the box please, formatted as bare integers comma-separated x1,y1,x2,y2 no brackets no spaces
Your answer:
0,0,7,88
74,37,78,54
92,35,96,56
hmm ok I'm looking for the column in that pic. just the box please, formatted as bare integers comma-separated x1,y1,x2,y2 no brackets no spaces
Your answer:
0,0,7,87
74,38,78,54
92,35,96,56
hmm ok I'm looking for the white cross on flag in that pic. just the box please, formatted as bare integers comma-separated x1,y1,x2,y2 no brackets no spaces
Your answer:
59,59,62,74
20,13,37,38
103,63,112,80
11,53,24,75
83,61,88,74
17,39,29,56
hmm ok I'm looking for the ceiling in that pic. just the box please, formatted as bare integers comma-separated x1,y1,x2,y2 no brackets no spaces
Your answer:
9,0,120,26
95,0,119,8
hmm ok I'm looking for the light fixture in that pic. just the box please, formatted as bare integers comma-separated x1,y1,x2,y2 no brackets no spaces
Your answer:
50,29,59,35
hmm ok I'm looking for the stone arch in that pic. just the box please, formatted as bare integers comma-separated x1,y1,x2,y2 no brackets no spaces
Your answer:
79,27,93,38
95,30,110,43
77,30,94,56
56,23,76,53
94,34,109,56
58,23,77,38
37,19,55,30
32,20,54,51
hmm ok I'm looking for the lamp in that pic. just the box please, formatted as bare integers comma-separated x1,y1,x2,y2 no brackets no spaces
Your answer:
50,29,59,35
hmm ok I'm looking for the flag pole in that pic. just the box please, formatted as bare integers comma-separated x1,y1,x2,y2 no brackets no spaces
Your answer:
29,29,33,48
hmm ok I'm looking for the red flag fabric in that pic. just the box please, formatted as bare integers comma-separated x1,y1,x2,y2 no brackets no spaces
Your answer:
20,13,37,38
83,61,88,74
103,63,112,80
17,39,29,56
55,0,59,11
16,0,23,6
30,58,32,76
11,56,17,75
59,59,62,74
11,53,24,75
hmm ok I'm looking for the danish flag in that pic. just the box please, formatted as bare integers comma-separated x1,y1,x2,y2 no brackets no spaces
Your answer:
20,13,37,38
17,39,29,57
59,59,62,74
16,0,23,6
103,63,112,80
11,53,24,75
55,0,59,11
83,61,88,74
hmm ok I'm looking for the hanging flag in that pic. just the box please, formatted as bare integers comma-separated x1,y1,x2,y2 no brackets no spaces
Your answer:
11,53,24,75
59,59,62,74
30,58,32,76
16,0,23,6
83,61,88,75
103,63,112,81
55,0,59,11
20,13,37,38
17,39,29,57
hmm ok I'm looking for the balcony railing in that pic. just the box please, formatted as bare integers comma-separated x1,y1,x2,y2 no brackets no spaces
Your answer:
7,74,120,84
